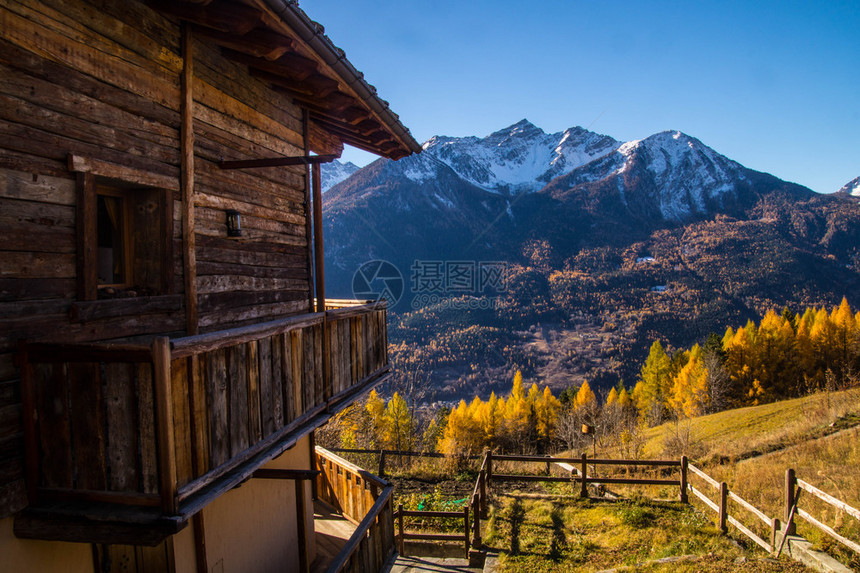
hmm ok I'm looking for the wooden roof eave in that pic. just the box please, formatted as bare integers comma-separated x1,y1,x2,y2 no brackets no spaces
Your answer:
148,0,420,159
254,0,422,158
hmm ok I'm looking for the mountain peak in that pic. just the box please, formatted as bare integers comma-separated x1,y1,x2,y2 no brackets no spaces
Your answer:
486,119,544,142
837,176,860,196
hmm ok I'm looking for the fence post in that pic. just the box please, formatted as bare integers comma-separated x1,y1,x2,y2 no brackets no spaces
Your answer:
580,453,588,498
397,503,404,556
486,450,493,486
784,468,796,536
719,482,728,534
680,456,688,503
472,495,482,548
463,506,470,557
479,469,487,517
379,450,386,478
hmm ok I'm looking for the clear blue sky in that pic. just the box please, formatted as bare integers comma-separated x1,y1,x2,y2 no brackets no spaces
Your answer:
301,1,859,194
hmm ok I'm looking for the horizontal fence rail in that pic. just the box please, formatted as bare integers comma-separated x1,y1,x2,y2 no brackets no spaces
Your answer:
688,462,777,553
395,505,471,558
793,475,860,556
485,453,687,501
20,302,389,520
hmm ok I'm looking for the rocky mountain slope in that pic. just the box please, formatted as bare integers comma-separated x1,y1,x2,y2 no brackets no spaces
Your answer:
321,159,359,192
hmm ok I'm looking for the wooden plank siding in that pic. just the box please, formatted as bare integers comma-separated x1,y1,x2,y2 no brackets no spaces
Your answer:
0,0,320,519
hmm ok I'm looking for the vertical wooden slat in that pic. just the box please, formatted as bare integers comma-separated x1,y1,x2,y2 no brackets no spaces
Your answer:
171,358,192,486
138,363,159,494
152,337,177,515
76,172,97,301
206,349,229,468
302,328,313,411
188,355,209,477
270,335,284,430
247,340,262,443
34,363,73,490
323,318,332,403
68,362,106,490
227,344,249,456
259,337,274,435
340,319,349,393
281,333,295,424
105,362,138,491
350,317,358,383
181,22,198,334
19,348,40,502
313,324,323,405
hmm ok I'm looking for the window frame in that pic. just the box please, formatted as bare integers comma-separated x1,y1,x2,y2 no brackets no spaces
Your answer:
76,172,174,301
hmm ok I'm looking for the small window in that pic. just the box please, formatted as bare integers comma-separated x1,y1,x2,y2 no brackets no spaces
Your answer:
96,190,130,287
77,174,173,301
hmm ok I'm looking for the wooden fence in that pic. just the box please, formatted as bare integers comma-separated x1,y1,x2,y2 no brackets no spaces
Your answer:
688,463,860,561
394,505,471,558
485,452,688,502
315,447,396,573
318,446,859,570
687,462,778,553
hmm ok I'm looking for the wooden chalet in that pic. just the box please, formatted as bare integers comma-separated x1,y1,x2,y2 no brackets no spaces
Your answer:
0,0,420,571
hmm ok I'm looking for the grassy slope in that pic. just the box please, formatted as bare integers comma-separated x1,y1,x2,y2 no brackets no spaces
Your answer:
632,387,860,569
485,494,811,572
639,387,860,463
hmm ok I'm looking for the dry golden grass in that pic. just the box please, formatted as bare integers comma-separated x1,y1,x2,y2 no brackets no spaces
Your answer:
484,494,812,572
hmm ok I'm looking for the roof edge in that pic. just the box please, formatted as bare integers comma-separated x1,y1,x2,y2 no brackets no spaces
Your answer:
262,0,422,157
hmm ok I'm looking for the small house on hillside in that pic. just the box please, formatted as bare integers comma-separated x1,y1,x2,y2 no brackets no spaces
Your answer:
0,1,420,571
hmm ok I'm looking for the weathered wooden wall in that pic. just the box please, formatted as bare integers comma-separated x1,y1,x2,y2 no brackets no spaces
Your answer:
0,0,314,517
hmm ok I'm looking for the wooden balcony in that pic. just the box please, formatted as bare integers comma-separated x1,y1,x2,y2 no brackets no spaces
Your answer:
14,301,389,545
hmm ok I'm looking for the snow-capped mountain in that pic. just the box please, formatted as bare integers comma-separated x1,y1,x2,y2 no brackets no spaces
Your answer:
837,176,860,197
543,130,755,221
421,119,619,194
323,120,815,295
320,159,360,192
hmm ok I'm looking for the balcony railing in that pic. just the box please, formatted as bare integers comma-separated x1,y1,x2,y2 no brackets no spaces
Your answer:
16,301,388,543
315,447,395,573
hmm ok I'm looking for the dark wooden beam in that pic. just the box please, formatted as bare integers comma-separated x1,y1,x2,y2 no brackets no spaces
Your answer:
312,163,324,314
226,49,319,82
251,469,319,481
192,25,293,60
248,67,339,99
14,508,186,546
181,23,198,335
218,154,338,170
146,0,263,35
